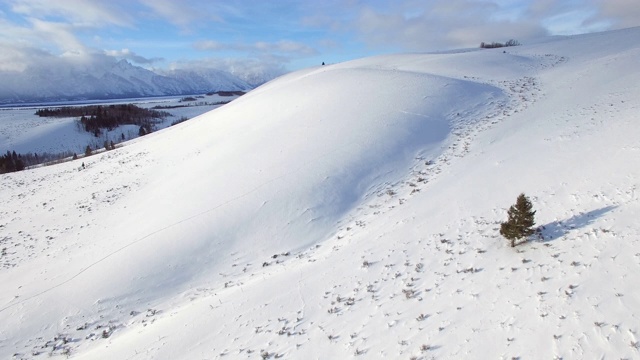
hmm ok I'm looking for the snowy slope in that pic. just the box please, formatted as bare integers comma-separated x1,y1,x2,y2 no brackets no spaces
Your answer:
1,27,640,359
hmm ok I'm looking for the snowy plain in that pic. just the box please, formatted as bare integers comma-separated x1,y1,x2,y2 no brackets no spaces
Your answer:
1,27,640,359
0,93,241,155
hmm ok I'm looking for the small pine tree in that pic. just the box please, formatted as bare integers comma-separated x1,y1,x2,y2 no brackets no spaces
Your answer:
84,145,92,157
500,193,536,247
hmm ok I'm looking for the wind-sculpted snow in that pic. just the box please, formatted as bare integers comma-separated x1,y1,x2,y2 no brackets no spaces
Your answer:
2,27,640,359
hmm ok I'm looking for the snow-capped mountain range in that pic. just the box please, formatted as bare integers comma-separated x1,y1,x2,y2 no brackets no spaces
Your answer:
0,60,257,104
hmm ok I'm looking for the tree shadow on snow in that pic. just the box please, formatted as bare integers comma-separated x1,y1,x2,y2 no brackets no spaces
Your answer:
537,205,617,242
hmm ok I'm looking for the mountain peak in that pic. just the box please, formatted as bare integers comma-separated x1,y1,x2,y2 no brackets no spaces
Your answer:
0,60,257,104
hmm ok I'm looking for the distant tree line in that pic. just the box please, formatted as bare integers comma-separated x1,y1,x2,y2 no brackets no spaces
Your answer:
480,39,521,49
205,90,246,97
170,116,190,126
1,151,25,173
0,143,124,174
1,150,80,174
35,104,170,137
152,100,231,110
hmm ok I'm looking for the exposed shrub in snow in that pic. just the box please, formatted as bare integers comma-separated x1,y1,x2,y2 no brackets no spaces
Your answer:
500,193,536,247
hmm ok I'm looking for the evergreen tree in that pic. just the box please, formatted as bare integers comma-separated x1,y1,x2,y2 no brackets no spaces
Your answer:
500,193,536,247
1,151,15,173
84,145,92,157
14,154,24,171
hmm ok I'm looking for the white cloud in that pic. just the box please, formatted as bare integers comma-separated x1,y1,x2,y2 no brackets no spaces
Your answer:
593,0,640,29
303,0,638,52
0,43,47,71
346,1,549,51
193,40,225,51
29,18,87,52
166,56,286,86
0,0,137,60
1,0,639,90
104,48,164,64
194,39,318,57
254,40,318,56
0,41,121,80
139,0,220,28
9,0,133,27
0,15,88,65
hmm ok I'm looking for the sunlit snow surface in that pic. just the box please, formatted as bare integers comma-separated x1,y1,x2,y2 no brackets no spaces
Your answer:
1,27,640,359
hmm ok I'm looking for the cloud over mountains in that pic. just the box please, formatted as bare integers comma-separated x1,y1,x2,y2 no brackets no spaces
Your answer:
0,0,638,101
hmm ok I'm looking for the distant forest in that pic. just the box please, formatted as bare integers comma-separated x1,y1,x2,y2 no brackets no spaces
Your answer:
35,104,170,137
210,90,246,97
1,151,25,173
0,103,172,173
1,95,245,174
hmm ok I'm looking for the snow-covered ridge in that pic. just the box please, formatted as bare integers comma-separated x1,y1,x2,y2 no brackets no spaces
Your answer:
0,60,255,104
1,27,639,359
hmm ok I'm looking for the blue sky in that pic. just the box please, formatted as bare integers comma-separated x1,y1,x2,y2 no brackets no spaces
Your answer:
0,0,638,80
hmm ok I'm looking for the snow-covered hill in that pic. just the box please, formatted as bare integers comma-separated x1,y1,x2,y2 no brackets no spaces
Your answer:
0,60,253,104
1,27,639,359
